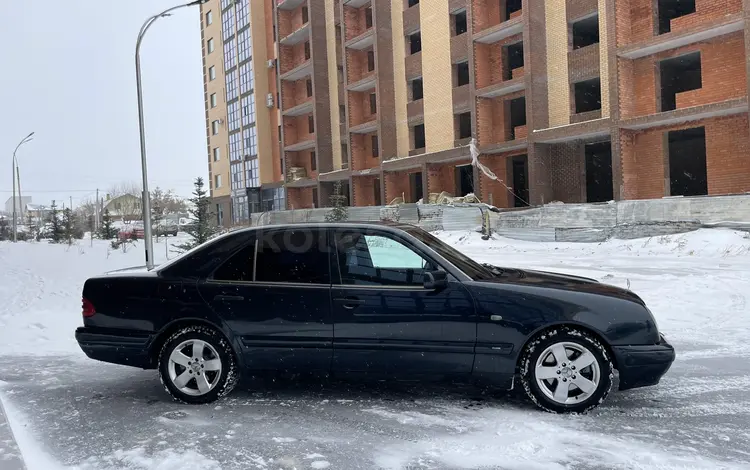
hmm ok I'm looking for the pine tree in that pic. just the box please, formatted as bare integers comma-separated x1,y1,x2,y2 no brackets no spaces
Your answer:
151,188,165,242
48,201,63,243
175,177,218,252
325,181,349,222
98,209,118,239
62,208,75,245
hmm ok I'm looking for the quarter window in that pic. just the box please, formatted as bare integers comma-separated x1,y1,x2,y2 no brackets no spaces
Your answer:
213,242,256,282
333,232,432,286
256,230,330,284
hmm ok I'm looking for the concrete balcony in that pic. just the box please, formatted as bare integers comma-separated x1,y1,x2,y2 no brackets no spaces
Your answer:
473,15,523,44
475,76,525,98
279,22,310,46
280,59,312,81
345,28,375,50
277,0,305,10
282,99,314,117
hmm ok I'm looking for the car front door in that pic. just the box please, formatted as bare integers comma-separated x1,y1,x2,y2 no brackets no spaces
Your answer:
329,228,476,378
199,228,333,373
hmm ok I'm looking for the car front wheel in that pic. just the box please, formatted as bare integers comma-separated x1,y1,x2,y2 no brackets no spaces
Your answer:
158,325,239,404
519,327,613,413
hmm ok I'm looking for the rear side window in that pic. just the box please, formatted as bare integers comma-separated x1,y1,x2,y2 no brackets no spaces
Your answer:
255,229,330,284
212,241,256,282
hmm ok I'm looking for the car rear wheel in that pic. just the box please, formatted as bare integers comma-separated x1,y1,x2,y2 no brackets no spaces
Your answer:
519,327,613,413
158,325,239,404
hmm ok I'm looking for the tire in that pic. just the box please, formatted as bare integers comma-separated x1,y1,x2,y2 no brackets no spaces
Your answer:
519,326,613,414
158,325,239,404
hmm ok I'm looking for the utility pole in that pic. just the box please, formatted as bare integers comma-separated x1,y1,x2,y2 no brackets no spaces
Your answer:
70,196,73,211
11,132,34,242
95,188,100,230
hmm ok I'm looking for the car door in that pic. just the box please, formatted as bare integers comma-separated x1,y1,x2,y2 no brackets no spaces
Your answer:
199,228,333,373
329,227,476,378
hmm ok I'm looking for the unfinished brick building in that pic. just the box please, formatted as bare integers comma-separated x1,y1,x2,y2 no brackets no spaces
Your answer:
202,0,750,218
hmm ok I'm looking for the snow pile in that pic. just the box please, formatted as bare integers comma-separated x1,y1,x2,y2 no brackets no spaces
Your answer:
0,238,179,357
72,447,221,470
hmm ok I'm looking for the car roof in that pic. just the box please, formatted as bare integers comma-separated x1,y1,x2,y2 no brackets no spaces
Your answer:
230,220,418,235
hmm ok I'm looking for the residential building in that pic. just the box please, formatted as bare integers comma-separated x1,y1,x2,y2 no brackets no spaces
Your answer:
200,0,284,227
103,194,142,221
201,0,750,216
4,196,32,216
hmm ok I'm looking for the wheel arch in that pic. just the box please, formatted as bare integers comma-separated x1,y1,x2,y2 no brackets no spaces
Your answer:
148,317,242,369
515,322,619,373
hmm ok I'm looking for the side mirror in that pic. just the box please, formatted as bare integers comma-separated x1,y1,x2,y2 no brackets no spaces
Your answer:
424,270,448,290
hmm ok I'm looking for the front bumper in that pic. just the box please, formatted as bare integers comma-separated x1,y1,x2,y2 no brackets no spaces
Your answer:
75,327,155,369
612,334,675,391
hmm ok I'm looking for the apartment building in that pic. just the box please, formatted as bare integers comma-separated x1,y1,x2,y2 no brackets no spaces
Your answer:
201,0,750,220
201,0,284,227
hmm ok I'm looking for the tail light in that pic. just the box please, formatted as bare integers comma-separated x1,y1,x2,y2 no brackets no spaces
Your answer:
82,297,96,317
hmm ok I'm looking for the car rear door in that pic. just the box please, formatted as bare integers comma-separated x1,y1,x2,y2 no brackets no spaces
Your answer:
329,227,476,378
198,228,333,373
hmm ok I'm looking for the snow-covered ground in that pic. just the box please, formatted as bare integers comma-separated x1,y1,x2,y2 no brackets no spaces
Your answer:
1,229,749,469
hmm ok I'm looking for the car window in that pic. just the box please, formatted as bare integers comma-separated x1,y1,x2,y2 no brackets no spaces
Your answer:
212,241,256,282
255,229,330,284
334,231,433,287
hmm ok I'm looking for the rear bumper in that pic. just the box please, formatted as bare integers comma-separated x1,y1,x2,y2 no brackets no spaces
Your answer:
75,327,155,369
613,335,675,391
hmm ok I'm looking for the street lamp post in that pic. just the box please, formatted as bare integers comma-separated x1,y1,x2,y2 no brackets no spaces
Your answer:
11,132,34,243
135,0,207,269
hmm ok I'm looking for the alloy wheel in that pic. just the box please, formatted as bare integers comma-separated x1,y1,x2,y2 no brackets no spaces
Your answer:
534,341,601,405
167,339,223,396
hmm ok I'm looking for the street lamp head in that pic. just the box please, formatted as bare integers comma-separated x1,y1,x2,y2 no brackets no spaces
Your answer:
186,0,209,6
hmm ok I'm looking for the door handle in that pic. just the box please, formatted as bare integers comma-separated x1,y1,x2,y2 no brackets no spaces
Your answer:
333,298,366,309
214,295,245,302
490,315,503,322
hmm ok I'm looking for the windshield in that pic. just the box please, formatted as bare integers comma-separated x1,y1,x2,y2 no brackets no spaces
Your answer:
404,227,495,281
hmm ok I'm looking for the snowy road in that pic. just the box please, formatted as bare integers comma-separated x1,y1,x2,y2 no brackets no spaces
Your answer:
1,230,749,469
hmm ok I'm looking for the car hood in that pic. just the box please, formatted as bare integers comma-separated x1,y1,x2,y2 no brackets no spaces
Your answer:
479,266,646,304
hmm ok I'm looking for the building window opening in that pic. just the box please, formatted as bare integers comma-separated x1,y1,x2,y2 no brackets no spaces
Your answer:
503,0,522,22
409,32,422,54
573,78,602,114
372,135,379,157
668,127,707,197
456,61,470,86
374,178,382,205
365,7,373,29
413,123,426,149
585,141,613,203
503,41,524,80
367,50,375,71
658,0,696,34
411,78,423,100
453,10,467,36
572,14,600,49
660,52,701,112
511,155,529,207
456,112,472,139
455,164,474,196
302,6,309,24
409,172,423,202
509,96,526,139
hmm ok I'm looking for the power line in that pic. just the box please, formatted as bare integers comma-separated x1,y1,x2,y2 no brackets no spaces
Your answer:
0,189,99,193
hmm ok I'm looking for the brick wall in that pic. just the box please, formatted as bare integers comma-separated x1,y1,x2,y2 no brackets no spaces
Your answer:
283,114,315,146
347,90,377,127
287,187,315,209
343,4,370,41
281,79,313,110
550,143,585,202
478,155,511,207
545,0,572,127
472,0,502,33
426,164,456,195
278,41,309,75
474,34,523,89
278,4,308,39
349,132,379,171
287,149,318,178
617,0,743,46
705,115,750,194
352,175,378,206
346,48,377,84
620,34,747,118
621,115,750,199
384,172,411,203
670,0,743,33
475,93,524,146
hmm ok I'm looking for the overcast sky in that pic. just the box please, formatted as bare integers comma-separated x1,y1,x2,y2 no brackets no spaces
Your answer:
0,0,207,209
